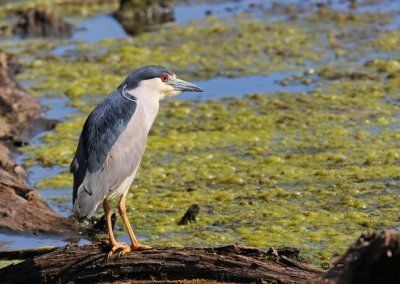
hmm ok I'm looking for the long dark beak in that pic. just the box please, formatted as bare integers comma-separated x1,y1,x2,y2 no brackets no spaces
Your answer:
167,79,204,92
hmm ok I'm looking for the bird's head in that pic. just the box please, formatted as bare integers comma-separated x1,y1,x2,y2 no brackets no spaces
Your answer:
119,65,204,100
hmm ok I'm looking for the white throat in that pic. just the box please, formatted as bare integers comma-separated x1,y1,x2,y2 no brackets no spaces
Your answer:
125,85,160,132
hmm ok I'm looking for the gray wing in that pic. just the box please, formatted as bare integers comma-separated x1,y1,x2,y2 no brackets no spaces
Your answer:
71,90,144,218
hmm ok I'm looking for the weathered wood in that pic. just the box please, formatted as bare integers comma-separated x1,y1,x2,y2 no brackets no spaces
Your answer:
5,230,400,283
0,243,323,283
321,230,400,284
0,247,57,260
115,0,174,34
15,8,72,38
0,52,79,235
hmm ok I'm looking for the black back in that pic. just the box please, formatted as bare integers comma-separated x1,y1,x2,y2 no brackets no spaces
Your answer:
84,90,137,173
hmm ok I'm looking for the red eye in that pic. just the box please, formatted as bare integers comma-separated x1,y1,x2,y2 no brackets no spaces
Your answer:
161,74,169,82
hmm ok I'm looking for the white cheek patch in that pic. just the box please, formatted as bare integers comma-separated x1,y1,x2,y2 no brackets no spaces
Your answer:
139,78,164,90
134,76,180,101
162,84,181,99
161,73,181,98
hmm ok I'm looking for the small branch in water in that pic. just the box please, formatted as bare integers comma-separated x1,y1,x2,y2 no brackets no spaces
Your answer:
178,204,200,225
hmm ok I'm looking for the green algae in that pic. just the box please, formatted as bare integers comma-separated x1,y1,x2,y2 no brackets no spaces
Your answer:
4,0,400,267
13,7,399,102
0,260,22,269
371,30,400,52
36,171,72,189
15,17,321,99
23,76,400,264
0,0,118,22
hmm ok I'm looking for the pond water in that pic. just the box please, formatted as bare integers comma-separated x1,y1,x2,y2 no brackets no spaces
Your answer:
182,72,315,101
1,0,400,267
4,0,315,250
17,70,314,214
0,233,89,250
11,67,314,253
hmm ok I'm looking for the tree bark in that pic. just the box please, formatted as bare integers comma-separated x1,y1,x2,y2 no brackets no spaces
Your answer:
0,52,79,235
0,243,323,283
4,230,400,283
321,230,400,284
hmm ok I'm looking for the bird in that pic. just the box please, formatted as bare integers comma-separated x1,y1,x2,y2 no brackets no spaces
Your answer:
70,65,204,256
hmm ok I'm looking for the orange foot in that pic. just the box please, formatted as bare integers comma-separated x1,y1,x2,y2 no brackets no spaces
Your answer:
108,241,129,258
119,243,152,256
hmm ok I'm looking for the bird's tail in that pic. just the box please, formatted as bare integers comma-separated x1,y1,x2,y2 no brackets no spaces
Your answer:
73,184,102,219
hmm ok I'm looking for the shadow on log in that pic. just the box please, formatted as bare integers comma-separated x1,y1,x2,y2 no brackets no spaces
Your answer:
0,243,323,283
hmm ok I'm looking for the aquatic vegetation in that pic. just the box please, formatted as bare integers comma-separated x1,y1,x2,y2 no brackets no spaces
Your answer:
0,0,118,21
0,260,22,269
23,73,400,264
7,0,400,266
14,16,322,101
371,30,400,52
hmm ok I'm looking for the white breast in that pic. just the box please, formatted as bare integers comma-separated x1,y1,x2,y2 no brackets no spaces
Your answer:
106,84,161,198
126,81,160,132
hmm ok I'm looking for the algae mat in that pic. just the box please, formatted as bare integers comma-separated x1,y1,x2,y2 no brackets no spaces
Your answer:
1,0,400,265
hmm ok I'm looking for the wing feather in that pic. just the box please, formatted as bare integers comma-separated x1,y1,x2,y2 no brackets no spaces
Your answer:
71,90,142,218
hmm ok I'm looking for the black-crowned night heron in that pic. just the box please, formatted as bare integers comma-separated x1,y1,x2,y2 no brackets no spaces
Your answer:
71,66,204,256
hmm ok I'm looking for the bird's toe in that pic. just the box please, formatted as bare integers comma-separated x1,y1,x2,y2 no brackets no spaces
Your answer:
118,246,132,256
117,244,151,256
118,244,151,256
108,241,129,258
131,244,152,250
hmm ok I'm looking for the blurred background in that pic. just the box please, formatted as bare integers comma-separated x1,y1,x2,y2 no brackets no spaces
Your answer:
0,0,400,267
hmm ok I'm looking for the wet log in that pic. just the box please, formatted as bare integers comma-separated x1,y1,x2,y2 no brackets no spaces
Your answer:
115,0,174,35
0,160,79,235
0,247,57,260
14,8,72,38
0,52,50,143
0,243,323,283
0,53,78,235
321,230,400,284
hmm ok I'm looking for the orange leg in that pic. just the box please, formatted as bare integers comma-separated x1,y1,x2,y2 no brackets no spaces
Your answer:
103,198,128,257
118,192,151,256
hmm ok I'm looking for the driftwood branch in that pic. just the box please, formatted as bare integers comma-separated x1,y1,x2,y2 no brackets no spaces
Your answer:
0,242,323,283
4,230,400,283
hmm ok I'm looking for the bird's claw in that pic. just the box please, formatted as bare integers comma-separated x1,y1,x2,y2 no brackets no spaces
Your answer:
118,244,152,256
132,243,152,251
107,242,129,258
